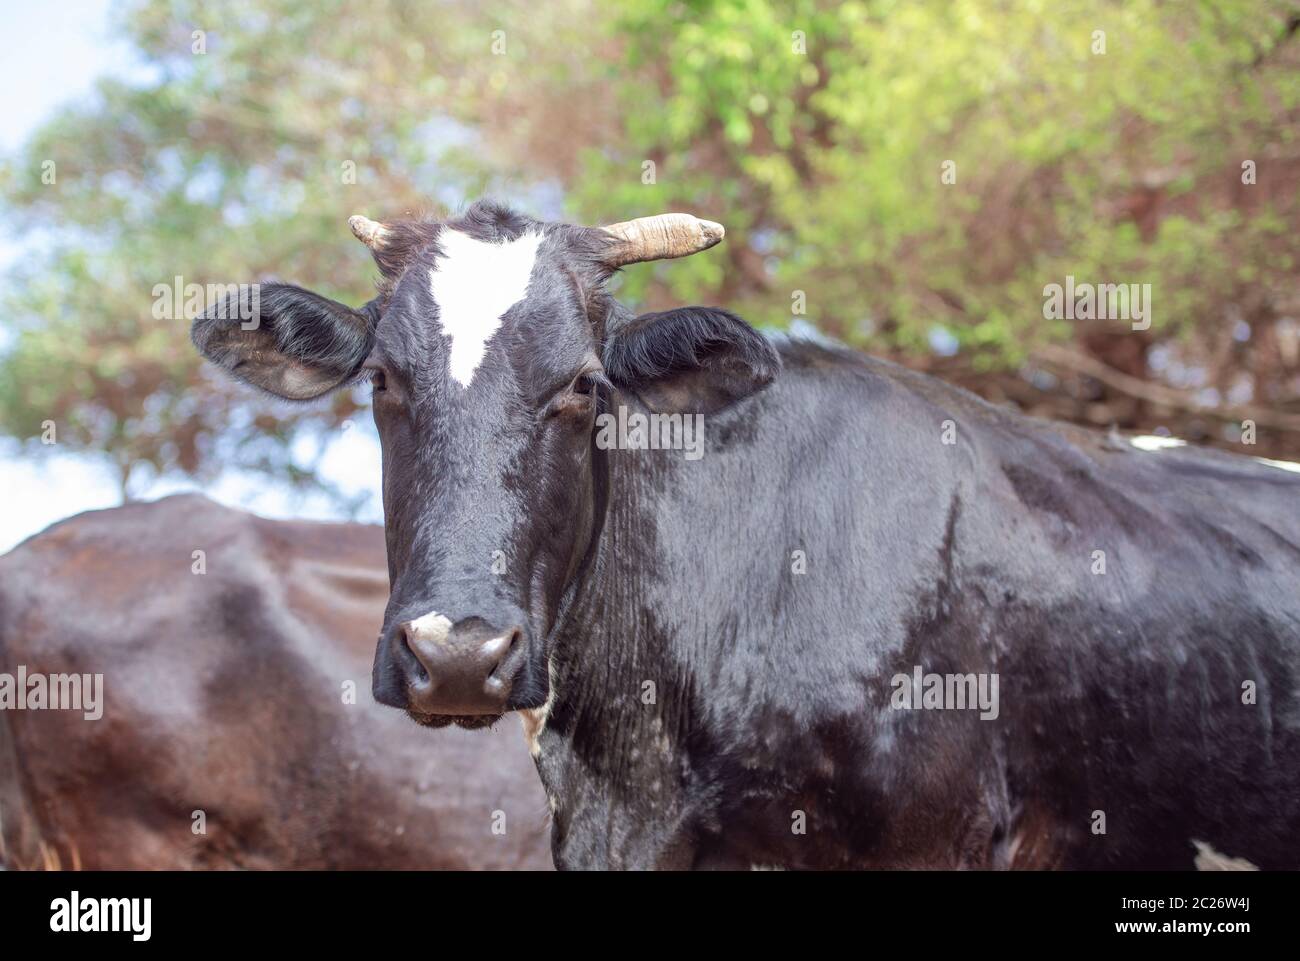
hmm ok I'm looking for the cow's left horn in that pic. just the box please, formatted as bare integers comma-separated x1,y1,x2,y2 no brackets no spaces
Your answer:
349,215,391,250
599,213,725,267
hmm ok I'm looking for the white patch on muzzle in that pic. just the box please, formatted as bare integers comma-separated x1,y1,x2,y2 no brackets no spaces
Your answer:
428,228,544,387
407,611,453,646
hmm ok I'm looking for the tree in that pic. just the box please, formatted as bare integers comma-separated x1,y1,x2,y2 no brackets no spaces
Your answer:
3,0,1298,502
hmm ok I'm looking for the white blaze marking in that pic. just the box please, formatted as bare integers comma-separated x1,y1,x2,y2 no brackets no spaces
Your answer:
407,611,452,646
428,228,544,387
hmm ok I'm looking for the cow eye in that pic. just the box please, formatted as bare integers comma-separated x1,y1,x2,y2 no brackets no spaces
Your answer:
369,370,387,392
544,371,602,419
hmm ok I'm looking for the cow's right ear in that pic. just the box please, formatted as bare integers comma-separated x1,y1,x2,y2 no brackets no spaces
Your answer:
191,283,374,400
602,306,780,414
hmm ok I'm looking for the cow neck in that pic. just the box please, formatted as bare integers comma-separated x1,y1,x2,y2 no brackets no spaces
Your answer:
540,385,613,657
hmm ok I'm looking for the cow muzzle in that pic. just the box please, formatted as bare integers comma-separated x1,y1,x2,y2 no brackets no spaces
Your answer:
373,612,524,724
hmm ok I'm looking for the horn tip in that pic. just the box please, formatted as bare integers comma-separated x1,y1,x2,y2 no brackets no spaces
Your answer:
348,215,388,247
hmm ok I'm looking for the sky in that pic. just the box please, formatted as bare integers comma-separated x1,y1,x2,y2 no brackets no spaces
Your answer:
0,0,382,552
0,1,129,276
0,2,137,152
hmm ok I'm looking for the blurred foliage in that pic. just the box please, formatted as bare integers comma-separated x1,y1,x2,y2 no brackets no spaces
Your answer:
2,0,1299,498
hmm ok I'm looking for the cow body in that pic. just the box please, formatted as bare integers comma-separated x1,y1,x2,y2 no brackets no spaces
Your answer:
190,200,1300,870
0,495,551,870
537,341,1300,869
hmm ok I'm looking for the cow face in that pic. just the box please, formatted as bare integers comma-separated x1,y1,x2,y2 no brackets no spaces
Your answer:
193,200,778,728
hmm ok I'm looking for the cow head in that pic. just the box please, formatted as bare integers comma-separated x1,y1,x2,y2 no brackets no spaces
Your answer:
193,200,778,728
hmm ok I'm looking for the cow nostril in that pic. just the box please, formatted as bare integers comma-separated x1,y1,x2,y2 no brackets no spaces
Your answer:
486,628,522,680
399,626,430,683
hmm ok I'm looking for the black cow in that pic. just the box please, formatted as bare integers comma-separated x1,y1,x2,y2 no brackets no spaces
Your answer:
194,199,1300,869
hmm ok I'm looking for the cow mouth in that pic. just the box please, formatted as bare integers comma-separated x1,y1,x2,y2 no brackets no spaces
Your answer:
406,710,503,730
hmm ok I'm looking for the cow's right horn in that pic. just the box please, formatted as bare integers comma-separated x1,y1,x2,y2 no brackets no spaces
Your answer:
599,213,725,267
348,215,391,250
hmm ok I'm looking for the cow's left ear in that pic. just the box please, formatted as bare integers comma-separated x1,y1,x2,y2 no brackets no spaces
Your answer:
192,283,375,401
602,306,780,414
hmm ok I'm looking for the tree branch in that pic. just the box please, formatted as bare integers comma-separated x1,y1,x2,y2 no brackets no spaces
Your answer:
1031,343,1300,433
